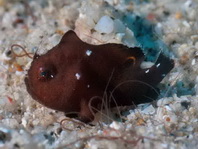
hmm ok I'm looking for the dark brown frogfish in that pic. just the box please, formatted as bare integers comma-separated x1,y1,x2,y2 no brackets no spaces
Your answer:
25,30,174,122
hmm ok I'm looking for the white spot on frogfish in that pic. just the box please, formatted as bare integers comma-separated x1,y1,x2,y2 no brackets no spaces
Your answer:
86,50,92,56
75,73,81,80
145,69,150,73
156,63,161,68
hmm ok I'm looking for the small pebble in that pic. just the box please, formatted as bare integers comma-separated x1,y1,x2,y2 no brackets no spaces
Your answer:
175,12,183,19
110,121,124,130
94,16,114,34
141,105,155,115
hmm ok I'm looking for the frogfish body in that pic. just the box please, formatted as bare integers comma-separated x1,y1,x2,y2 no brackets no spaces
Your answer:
25,30,174,122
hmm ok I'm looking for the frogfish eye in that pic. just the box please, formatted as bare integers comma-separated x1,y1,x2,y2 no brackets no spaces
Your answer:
38,66,57,81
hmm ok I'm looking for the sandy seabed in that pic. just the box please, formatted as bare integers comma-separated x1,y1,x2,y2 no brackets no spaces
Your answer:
0,0,198,148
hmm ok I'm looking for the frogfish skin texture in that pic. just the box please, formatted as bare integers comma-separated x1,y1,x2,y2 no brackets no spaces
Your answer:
25,30,174,122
